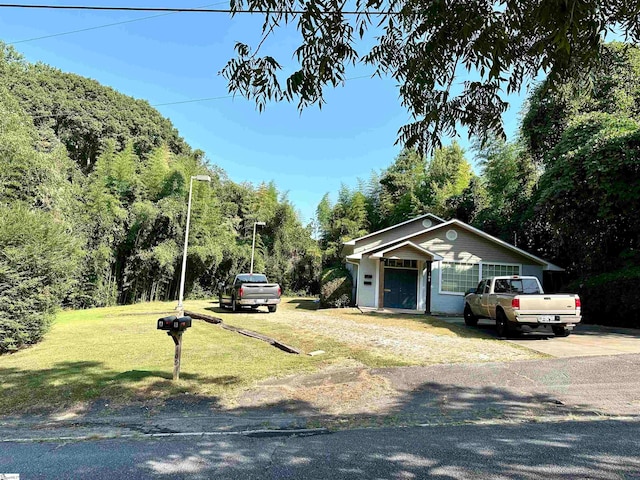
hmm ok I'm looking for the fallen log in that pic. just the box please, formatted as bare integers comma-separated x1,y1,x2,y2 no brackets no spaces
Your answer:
184,310,222,324
185,310,301,355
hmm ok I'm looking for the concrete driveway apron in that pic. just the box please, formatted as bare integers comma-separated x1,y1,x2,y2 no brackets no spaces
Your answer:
438,317,640,358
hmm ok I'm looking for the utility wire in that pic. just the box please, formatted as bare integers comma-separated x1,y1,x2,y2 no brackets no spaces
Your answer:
0,3,396,15
25,73,375,118
151,74,374,106
8,1,229,45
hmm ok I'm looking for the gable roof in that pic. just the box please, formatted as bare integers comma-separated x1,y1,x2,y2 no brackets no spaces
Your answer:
350,217,564,271
369,241,444,261
343,213,445,246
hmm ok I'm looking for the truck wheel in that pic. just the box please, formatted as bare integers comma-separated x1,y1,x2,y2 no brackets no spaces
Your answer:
553,326,571,337
464,304,478,326
232,297,239,312
496,310,509,339
268,305,277,313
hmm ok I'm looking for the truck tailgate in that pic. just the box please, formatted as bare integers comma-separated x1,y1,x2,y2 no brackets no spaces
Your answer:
241,283,280,300
517,295,578,315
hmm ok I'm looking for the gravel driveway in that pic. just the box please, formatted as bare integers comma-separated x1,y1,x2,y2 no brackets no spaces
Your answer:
249,302,543,365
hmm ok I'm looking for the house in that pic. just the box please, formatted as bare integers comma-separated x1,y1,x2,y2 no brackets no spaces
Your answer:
343,213,563,314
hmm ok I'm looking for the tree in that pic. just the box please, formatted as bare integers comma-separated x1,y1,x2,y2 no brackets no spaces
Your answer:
522,42,640,165
424,142,472,216
221,1,640,152
532,113,640,276
378,148,427,225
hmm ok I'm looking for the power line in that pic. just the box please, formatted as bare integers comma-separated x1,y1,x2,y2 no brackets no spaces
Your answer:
151,74,373,106
8,2,229,45
0,3,396,15
24,73,374,118
152,94,234,106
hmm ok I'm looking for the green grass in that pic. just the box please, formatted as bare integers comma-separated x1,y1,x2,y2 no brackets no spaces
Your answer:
0,299,413,415
0,297,541,415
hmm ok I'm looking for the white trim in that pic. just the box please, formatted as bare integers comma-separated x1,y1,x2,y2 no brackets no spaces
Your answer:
355,261,361,306
369,241,444,261
353,218,563,271
343,213,446,245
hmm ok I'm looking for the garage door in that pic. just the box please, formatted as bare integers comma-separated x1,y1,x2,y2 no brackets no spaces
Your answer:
383,268,418,309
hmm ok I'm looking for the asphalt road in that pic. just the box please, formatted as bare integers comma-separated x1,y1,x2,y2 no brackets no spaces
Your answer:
3,419,640,479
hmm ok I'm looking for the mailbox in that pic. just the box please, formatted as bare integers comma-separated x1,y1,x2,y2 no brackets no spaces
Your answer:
157,315,177,330
173,316,192,331
157,315,192,331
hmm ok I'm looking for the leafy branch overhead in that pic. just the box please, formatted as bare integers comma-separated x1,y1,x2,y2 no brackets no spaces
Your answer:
221,0,640,152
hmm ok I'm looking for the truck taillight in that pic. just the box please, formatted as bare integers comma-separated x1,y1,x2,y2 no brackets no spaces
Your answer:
239,287,244,298
277,286,281,297
512,298,520,310
575,297,581,309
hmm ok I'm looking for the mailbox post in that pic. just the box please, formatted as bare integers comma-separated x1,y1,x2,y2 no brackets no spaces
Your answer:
157,315,192,380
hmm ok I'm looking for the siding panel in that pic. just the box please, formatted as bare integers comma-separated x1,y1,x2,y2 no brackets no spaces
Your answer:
414,228,539,264
354,218,438,253
383,246,432,261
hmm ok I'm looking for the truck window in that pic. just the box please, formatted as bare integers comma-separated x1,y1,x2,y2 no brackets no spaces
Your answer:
475,280,485,294
507,279,541,294
521,279,541,294
494,279,509,293
235,274,268,284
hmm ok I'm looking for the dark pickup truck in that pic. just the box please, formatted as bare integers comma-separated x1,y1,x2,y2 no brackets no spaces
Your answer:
218,274,281,313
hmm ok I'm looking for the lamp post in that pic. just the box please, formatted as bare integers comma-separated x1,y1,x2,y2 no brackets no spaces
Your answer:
250,221,266,275
177,174,211,316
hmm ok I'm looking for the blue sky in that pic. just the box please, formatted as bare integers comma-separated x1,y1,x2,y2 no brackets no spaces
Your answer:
1,2,526,224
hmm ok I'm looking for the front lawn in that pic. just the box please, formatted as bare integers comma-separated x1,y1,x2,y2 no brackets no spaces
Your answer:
0,298,541,415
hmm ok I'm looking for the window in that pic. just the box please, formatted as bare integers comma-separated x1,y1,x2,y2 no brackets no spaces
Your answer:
482,263,520,278
494,278,541,295
384,259,417,269
441,263,480,294
475,280,486,295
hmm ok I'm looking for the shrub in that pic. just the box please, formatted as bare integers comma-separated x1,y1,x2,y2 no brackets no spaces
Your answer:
0,204,82,354
319,265,353,308
567,267,640,328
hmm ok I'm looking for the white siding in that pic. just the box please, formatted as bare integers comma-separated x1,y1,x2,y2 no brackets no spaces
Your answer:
357,257,379,308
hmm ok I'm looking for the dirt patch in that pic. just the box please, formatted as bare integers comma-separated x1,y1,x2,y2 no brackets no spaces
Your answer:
234,364,400,416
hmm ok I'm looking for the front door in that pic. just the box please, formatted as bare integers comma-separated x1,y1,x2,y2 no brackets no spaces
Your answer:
383,268,418,309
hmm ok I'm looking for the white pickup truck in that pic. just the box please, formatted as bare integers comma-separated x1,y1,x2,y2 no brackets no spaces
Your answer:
464,276,581,338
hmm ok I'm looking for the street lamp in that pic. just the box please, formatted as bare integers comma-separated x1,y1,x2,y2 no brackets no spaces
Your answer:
250,221,266,275
177,174,211,316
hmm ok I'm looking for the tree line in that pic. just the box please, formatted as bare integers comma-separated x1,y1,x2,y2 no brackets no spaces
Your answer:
0,43,320,353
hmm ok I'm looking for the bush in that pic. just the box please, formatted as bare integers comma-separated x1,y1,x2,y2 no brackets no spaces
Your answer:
319,265,353,308
0,204,82,354
567,267,640,328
